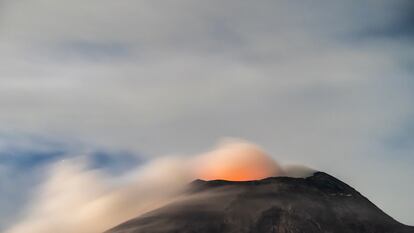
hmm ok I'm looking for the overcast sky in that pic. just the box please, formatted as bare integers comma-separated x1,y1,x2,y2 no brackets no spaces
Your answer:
0,0,414,230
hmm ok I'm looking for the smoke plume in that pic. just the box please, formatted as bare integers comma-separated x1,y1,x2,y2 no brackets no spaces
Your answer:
5,140,313,233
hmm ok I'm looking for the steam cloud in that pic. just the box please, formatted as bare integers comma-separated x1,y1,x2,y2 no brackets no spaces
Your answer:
5,140,314,233
193,140,283,181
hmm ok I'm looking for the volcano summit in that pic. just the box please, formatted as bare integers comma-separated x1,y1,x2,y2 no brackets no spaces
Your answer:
106,172,413,233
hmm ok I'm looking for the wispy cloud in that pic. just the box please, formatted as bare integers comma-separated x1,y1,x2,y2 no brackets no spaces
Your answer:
0,134,142,230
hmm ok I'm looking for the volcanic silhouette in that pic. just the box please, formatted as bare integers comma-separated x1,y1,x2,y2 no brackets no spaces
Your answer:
105,172,414,233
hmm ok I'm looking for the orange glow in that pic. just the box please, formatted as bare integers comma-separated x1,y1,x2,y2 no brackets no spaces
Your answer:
198,163,274,181
194,142,281,181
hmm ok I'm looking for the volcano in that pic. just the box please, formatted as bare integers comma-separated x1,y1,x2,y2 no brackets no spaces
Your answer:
105,172,413,233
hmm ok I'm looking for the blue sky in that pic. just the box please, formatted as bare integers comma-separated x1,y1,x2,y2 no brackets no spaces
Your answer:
0,0,413,231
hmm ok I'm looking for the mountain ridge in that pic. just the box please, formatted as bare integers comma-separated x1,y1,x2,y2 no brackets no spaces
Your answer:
106,172,414,233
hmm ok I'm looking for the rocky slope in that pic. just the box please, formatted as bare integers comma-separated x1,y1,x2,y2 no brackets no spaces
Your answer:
106,172,414,233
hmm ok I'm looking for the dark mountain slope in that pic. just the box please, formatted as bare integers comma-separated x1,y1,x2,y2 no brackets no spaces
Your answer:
106,172,414,233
